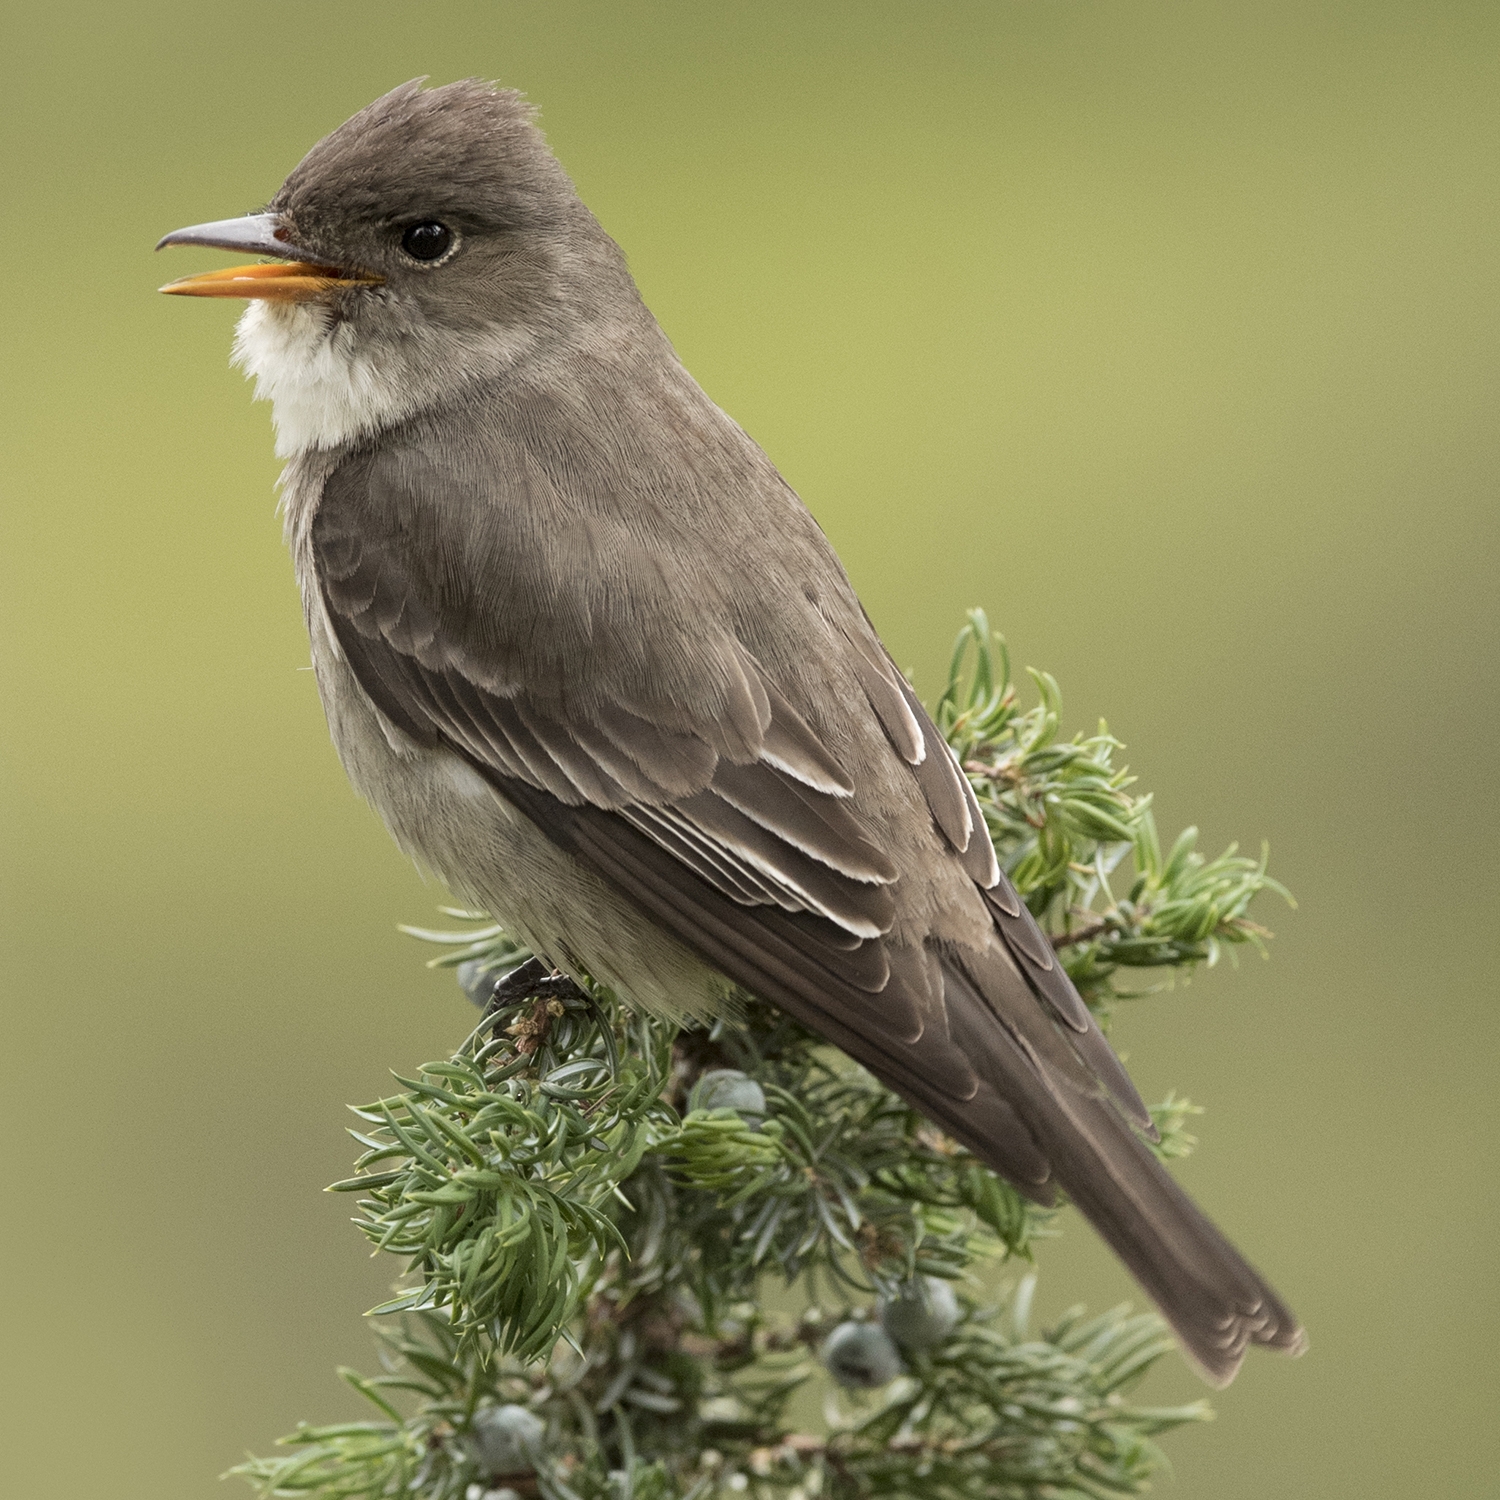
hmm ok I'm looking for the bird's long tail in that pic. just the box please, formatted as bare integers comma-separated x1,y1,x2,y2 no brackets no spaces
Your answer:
923,957,1306,1387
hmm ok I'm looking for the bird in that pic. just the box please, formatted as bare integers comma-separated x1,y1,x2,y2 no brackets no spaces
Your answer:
156,78,1304,1386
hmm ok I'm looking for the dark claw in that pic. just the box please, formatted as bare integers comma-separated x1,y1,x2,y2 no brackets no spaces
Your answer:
479,957,590,1025
482,956,551,1018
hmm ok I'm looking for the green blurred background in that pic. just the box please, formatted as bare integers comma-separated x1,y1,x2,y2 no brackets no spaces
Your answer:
3,2,1497,1495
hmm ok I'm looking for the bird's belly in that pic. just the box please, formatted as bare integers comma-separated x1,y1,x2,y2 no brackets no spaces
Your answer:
311,642,729,1021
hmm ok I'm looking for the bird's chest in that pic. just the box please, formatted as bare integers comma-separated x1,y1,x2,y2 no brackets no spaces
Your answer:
283,459,507,872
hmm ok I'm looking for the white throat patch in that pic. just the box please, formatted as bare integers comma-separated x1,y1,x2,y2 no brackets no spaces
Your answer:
232,300,416,458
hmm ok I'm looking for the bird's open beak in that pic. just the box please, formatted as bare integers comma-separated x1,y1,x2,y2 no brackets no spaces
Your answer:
155,213,382,301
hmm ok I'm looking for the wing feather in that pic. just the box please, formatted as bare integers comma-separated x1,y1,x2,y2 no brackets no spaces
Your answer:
708,759,897,883
621,804,780,907
590,701,718,796
458,681,586,805
755,677,856,795
845,635,925,765
674,790,896,938
514,698,637,808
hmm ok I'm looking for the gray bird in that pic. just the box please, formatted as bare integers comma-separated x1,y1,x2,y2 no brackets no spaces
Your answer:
157,79,1303,1386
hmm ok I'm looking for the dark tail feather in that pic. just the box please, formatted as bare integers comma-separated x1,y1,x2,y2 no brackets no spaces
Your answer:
941,961,1306,1387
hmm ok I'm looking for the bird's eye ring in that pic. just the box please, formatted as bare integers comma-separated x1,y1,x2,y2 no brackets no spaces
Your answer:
401,222,455,263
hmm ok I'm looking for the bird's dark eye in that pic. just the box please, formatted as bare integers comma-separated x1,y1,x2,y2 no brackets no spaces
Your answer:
400,222,453,262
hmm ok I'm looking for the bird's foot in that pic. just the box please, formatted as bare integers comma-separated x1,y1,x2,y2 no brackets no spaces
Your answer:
481,958,591,1055
483,957,588,1013
481,956,549,1018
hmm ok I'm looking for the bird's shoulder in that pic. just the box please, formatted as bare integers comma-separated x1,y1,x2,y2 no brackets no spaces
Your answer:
311,355,866,732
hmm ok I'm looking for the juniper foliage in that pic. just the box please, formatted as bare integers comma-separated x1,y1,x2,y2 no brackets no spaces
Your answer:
231,612,1287,1500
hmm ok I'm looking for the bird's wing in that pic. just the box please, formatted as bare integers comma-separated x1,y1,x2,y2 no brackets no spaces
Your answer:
311,440,1303,1384
315,482,894,941
312,440,1141,1113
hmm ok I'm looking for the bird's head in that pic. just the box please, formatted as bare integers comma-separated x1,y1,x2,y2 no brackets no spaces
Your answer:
157,80,638,456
